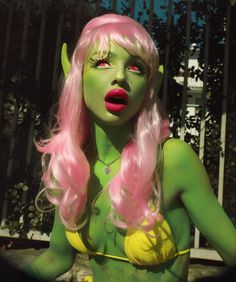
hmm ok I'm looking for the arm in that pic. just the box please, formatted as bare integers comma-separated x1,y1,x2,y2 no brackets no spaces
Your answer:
164,138,236,267
24,209,76,281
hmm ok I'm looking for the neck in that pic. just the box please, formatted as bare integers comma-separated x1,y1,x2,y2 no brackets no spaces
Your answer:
89,120,133,162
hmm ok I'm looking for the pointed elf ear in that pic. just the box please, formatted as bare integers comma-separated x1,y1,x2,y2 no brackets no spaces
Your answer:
61,43,71,77
156,65,164,94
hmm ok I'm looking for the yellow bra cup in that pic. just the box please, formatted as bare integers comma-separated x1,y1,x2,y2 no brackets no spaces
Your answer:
124,219,177,266
65,229,92,255
65,219,181,266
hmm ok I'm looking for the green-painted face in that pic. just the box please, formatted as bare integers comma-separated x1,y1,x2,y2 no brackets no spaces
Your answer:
83,42,149,126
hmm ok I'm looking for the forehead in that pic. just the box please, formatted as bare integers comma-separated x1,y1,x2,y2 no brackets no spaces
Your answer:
87,41,143,62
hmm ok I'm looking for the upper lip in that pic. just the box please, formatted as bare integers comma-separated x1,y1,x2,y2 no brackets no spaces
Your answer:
105,88,128,104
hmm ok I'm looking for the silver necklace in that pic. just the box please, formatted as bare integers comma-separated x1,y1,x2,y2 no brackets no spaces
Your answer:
97,156,121,174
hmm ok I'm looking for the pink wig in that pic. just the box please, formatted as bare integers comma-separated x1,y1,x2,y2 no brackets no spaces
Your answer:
37,14,170,230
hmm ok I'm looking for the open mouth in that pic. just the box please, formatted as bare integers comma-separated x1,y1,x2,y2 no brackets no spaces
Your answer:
105,89,128,112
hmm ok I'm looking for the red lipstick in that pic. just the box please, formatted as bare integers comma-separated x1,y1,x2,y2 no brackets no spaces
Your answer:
104,88,128,112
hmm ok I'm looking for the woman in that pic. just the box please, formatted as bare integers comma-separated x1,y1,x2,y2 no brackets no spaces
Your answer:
25,14,236,282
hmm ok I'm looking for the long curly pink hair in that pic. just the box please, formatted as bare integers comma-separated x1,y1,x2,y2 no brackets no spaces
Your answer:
37,14,170,230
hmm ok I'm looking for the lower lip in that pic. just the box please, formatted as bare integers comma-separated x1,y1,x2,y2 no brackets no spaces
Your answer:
105,102,126,112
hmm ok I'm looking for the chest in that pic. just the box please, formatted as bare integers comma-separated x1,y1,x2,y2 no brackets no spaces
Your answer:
80,165,190,257
81,170,126,256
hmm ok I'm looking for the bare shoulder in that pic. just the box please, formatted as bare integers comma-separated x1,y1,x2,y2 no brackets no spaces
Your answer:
162,137,192,152
162,138,197,167
161,138,208,194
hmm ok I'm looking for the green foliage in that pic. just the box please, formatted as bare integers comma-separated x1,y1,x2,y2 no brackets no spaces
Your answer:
2,182,53,238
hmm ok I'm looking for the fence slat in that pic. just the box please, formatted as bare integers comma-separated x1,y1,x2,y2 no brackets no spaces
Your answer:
2,0,15,72
148,0,154,32
194,0,211,249
180,0,192,140
191,248,222,261
0,98,20,227
0,0,15,224
217,4,231,204
162,0,173,107
20,0,32,61
95,0,100,16
130,0,135,18
74,2,84,41
35,0,47,84
112,0,117,11
51,11,65,91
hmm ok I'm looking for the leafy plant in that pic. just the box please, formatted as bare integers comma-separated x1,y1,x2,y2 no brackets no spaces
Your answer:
2,182,54,238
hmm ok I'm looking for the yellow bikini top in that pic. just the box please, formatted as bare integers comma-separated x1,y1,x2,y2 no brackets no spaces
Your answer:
65,218,190,266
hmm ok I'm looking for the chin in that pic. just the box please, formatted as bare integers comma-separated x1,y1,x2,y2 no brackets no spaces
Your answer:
98,117,130,127
91,112,135,127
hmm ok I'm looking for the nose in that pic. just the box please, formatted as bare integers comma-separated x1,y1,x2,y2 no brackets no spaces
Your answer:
111,66,128,86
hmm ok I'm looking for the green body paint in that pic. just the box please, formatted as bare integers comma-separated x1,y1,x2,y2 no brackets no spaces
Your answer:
83,43,148,126
25,39,236,282
26,134,236,281
61,43,71,78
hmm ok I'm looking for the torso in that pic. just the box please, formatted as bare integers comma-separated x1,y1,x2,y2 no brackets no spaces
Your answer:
78,139,192,282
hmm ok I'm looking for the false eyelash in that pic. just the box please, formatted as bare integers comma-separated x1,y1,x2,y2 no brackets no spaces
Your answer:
130,61,146,74
89,57,110,68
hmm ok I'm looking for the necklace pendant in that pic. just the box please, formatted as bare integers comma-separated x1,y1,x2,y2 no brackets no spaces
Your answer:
105,166,111,174
97,156,121,175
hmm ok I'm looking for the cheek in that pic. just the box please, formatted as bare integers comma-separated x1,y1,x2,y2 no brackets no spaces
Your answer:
83,75,102,107
83,74,95,94
126,84,147,118
130,81,148,103
83,72,109,116
83,71,109,96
